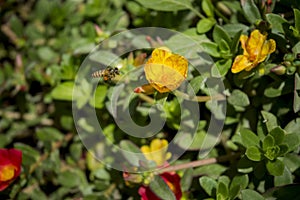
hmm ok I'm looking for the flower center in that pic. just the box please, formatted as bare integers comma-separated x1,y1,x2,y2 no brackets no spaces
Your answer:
0,165,16,181
166,181,176,193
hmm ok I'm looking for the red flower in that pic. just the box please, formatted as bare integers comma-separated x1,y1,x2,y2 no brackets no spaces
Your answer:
138,172,182,200
0,149,22,191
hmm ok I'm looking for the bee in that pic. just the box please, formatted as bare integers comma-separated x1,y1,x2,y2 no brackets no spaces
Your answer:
91,66,120,82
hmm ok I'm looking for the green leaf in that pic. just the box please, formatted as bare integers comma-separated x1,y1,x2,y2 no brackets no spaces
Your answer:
264,145,280,160
90,85,108,109
264,81,286,98
211,59,232,77
197,18,216,34
36,127,64,142
294,9,300,32
180,168,193,192
194,164,227,179
269,127,285,145
284,153,300,172
266,159,285,176
57,171,81,188
294,73,300,112
70,143,82,161
246,146,262,161
223,24,249,36
201,42,221,57
240,129,260,148
14,143,40,166
231,30,243,54
202,0,214,17
266,13,288,34
135,0,192,11
213,25,231,46
228,89,250,107
241,189,264,200
37,46,58,62
283,133,300,151
262,135,275,151
188,76,206,95
199,176,217,196
264,184,300,199
218,176,230,188
274,167,292,186
230,174,249,191
217,182,228,199
119,140,146,167
91,168,111,180
237,156,254,173
89,50,121,66
219,39,231,54
51,81,74,101
229,185,241,200
165,29,210,58
261,111,278,132
9,15,24,37
149,175,176,200
242,0,261,24
229,174,249,199
285,118,300,134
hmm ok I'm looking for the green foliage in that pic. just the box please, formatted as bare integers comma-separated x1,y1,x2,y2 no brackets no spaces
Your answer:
1,0,299,199
149,175,176,200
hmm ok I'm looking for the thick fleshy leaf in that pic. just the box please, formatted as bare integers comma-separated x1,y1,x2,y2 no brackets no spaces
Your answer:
135,0,192,11
246,146,262,161
241,189,264,200
266,159,285,176
197,18,216,34
241,0,261,24
199,176,217,196
149,175,176,200
240,129,260,148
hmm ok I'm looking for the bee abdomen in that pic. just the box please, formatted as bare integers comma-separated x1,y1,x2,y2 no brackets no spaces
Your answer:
91,70,104,78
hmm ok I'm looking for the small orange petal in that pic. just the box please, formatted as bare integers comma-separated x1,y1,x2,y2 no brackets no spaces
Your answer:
134,84,156,94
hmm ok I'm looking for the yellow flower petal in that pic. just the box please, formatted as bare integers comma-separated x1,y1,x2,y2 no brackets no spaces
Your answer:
231,30,276,74
257,39,276,63
140,139,171,166
231,55,254,73
144,48,188,93
240,35,249,56
246,30,267,61
140,146,153,161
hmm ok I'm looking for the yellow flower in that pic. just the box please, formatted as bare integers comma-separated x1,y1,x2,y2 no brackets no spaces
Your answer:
140,139,172,166
231,30,276,73
136,48,188,94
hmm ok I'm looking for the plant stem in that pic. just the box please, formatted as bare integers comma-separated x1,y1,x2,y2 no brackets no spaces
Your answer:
155,152,240,174
188,6,205,19
137,91,225,104
138,93,155,104
29,133,74,174
174,90,226,102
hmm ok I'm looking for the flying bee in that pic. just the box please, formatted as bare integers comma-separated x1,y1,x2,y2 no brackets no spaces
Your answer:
91,66,120,82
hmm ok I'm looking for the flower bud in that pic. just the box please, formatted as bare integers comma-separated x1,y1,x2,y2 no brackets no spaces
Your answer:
283,61,292,67
271,65,286,75
293,59,300,67
284,53,294,62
